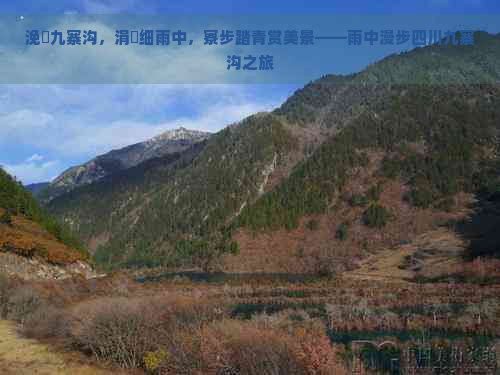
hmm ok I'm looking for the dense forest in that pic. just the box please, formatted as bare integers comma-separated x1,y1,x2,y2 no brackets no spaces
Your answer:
237,84,500,233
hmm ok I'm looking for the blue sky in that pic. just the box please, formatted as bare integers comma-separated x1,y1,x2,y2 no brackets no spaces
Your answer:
0,0,498,184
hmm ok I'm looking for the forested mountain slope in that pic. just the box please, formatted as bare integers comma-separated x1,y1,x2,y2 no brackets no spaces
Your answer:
48,32,500,272
49,116,300,269
228,84,500,274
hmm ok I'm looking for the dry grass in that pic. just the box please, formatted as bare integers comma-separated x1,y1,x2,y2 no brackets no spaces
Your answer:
0,320,129,375
0,268,498,375
343,226,494,283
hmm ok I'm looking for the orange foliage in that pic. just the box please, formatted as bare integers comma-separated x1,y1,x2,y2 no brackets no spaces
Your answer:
200,319,346,375
0,209,83,265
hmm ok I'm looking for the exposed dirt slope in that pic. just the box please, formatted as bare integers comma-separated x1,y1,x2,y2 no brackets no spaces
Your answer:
0,209,96,280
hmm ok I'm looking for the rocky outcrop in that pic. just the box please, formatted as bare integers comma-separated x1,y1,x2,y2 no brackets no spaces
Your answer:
0,252,100,280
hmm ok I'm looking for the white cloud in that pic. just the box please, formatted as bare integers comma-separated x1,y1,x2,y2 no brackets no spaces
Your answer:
26,154,44,162
0,15,290,182
0,92,279,184
50,99,276,156
0,84,280,157
2,159,61,185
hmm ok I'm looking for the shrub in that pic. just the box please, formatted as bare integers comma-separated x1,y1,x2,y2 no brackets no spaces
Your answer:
362,204,391,228
70,298,159,368
22,305,70,340
0,209,12,225
202,320,307,375
405,187,434,209
153,328,204,375
367,184,383,201
144,348,169,374
70,295,220,369
349,194,368,207
226,241,240,255
335,223,348,241
7,286,44,324
435,197,455,212
293,322,343,375
201,319,340,375
306,219,319,231
380,156,401,178
0,273,10,318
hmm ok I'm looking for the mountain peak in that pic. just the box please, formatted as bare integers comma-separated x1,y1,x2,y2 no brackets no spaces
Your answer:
44,126,211,201
150,127,210,143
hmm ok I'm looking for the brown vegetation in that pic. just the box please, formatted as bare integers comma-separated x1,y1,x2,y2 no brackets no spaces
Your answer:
0,208,85,265
225,153,472,274
0,270,498,375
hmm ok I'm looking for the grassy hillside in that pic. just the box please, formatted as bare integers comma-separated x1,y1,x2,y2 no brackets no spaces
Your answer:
0,168,89,264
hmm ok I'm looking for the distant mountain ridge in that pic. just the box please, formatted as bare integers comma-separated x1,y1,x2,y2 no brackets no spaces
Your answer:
41,127,210,202
26,182,50,196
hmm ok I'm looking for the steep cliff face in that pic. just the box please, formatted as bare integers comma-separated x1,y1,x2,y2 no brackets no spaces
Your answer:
41,127,211,202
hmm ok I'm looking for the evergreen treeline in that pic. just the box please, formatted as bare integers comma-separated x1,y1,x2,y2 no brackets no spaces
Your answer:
237,85,500,231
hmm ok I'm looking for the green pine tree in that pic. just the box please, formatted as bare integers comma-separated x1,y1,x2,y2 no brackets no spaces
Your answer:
0,209,12,226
